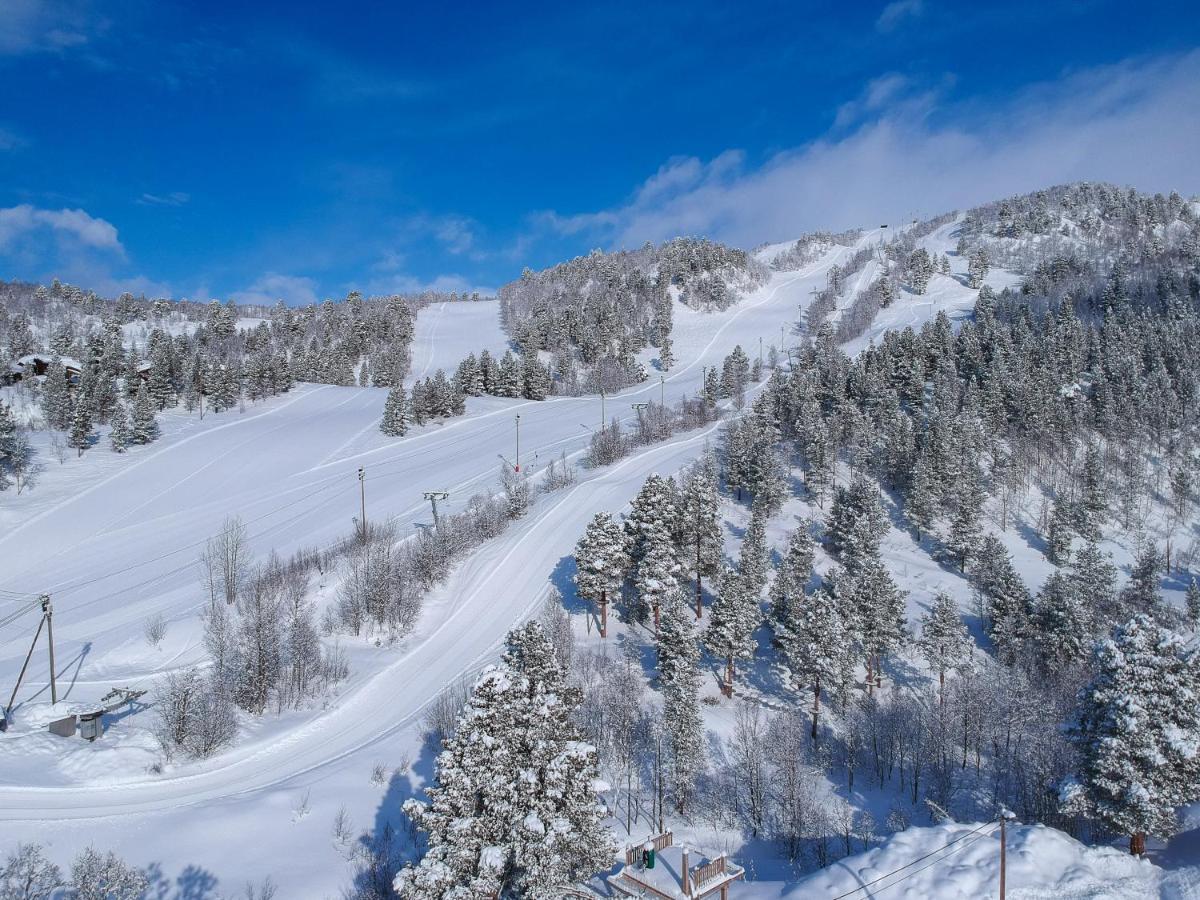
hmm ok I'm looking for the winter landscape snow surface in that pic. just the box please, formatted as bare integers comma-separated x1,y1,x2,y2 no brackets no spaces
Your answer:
2,216,1199,898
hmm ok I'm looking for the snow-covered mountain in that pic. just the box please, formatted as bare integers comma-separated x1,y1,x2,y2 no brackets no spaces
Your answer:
1,182,1199,898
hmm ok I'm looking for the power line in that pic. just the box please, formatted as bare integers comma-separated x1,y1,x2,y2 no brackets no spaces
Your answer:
829,821,998,900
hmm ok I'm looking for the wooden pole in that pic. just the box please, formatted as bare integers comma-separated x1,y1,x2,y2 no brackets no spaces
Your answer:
42,595,56,706
1000,816,1008,900
6,611,47,720
599,590,608,639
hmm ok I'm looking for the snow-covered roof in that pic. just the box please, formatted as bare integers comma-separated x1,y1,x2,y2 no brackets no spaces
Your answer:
609,838,745,899
16,353,83,371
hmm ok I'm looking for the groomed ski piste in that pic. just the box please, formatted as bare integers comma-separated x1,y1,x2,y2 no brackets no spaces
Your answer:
2,224,1197,897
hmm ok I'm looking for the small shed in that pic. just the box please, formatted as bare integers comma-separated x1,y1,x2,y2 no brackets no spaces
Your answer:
608,831,745,899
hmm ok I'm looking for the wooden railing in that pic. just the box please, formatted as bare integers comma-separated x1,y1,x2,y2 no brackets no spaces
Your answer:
624,830,674,865
691,854,727,887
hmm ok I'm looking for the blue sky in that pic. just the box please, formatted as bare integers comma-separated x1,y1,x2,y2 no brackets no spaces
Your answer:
1,0,1198,304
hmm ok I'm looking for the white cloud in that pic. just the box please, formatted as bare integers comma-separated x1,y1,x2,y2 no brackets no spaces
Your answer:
231,273,320,307
0,0,107,57
361,272,494,297
876,0,925,32
137,191,190,207
0,204,123,253
535,51,1200,251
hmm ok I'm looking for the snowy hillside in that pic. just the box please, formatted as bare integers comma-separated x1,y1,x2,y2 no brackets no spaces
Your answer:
2,185,1200,898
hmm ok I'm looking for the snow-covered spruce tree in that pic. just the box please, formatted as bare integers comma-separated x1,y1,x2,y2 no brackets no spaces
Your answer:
109,402,131,453
825,475,888,576
42,354,73,431
966,247,990,289
1033,571,1089,666
379,384,409,437
1066,615,1200,856
770,526,815,624
705,566,760,697
845,560,907,691
397,622,614,898
131,381,160,444
635,527,681,631
1122,542,1162,612
655,588,704,813
521,351,552,401
454,353,483,397
972,534,1030,664
677,457,723,617
496,350,523,398
1187,578,1200,632
572,511,628,637
1047,495,1075,565
917,592,973,704
624,473,679,570
945,468,984,572
1070,541,1119,627
68,398,94,456
906,247,934,294
777,585,851,739
905,452,939,541
738,502,771,594
720,344,751,402
501,462,531,520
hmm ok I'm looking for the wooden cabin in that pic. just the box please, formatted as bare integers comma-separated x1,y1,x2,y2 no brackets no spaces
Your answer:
8,353,83,383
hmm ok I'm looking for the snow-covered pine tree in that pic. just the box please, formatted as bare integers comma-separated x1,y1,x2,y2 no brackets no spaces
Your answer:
1033,571,1089,666
635,528,681,631
42,355,73,431
972,534,1030,663
1187,578,1200,632
1123,542,1162,611
656,588,704,813
907,248,934,294
624,474,678,569
522,351,552,401
946,468,984,572
1070,541,1118,627
704,566,760,697
825,475,888,575
917,591,973,704
379,384,409,436
572,511,628,637
68,399,93,456
497,350,523,398
846,560,907,690
778,585,851,738
1067,615,1200,856
454,353,483,396
131,382,160,444
1047,495,1075,565
397,622,615,898
109,402,131,453
770,527,815,623
677,457,722,617
738,503,770,594
905,452,939,541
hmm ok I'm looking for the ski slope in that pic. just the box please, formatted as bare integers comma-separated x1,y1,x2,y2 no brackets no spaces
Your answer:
0,238,868,893
2,225,1143,896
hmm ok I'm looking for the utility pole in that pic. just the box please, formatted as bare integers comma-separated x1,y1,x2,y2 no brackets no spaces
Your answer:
4,595,56,724
659,375,665,407
758,336,763,368
357,467,367,542
514,414,521,472
42,595,56,705
999,812,1015,899
423,491,449,530
600,389,605,430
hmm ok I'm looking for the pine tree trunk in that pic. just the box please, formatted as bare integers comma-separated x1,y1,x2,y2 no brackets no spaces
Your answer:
600,590,608,638
866,656,874,697
653,600,660,633
812,679,821,740
725,655,734,697
1130,831,1146,856
695,535,704,619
